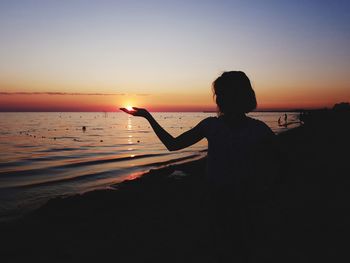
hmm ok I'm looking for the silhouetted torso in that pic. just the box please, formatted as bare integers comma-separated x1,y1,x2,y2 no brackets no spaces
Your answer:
201,116,274,189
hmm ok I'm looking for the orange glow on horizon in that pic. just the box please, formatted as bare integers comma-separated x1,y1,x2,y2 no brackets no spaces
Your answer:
0,87,349,112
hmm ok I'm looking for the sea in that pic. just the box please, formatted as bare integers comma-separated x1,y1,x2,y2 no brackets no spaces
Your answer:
0,112,300,220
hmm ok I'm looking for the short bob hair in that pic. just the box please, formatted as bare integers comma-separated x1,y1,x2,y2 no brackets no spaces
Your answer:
212,71,257,116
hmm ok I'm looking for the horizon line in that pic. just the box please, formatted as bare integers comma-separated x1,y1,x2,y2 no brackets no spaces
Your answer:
0,108,329,113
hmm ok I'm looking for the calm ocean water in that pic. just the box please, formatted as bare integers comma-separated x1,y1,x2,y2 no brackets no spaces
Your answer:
0,112,300,219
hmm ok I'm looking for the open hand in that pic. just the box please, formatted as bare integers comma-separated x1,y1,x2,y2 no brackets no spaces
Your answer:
120,107,150,118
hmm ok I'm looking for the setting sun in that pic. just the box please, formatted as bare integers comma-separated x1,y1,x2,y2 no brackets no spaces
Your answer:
126,105,133,111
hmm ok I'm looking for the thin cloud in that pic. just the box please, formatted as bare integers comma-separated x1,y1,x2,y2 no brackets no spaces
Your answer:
136,93,151,96
0,92,125,96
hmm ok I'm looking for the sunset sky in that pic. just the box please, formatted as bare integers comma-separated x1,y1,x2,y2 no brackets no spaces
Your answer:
0,0,349,111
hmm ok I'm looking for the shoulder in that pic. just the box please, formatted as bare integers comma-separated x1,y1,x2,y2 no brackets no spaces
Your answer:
246,117,274,136
198,116,218,129
197,117,220,136
200,116,218,125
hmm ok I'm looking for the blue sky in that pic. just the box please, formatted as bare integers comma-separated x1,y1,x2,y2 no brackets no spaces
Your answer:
0,0,349,110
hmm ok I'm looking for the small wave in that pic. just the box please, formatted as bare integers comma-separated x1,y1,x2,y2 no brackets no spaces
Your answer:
27,155,82,162
0,160,31,168
16,145,39,148
15,169,121,188
0,153,169,179
61,153,170,168
38,147,78,152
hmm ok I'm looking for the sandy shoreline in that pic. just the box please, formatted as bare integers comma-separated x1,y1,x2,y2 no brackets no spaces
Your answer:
1,110,349,262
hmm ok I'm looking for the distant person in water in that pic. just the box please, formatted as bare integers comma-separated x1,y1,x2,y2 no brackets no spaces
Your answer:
121,71,275,259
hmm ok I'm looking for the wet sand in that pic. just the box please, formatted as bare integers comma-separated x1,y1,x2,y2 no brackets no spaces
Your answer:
1,110,349,262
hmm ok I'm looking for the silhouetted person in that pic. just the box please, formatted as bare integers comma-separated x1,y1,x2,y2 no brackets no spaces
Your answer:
299,112,304,124
121,71,274,260
282,114,288,128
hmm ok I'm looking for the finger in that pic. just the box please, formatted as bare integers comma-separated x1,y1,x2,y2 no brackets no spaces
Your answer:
120,108,133,114
132,107,139,110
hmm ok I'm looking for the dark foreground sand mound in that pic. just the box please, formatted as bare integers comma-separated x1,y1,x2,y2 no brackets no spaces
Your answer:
1,110,349,262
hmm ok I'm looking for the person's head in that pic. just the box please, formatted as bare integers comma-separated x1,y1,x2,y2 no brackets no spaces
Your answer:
212,71,257,116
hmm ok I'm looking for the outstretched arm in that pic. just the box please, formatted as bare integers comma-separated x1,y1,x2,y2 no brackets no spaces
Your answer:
120,107,205,151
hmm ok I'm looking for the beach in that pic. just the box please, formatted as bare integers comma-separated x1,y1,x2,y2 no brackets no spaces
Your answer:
0,109,349,262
